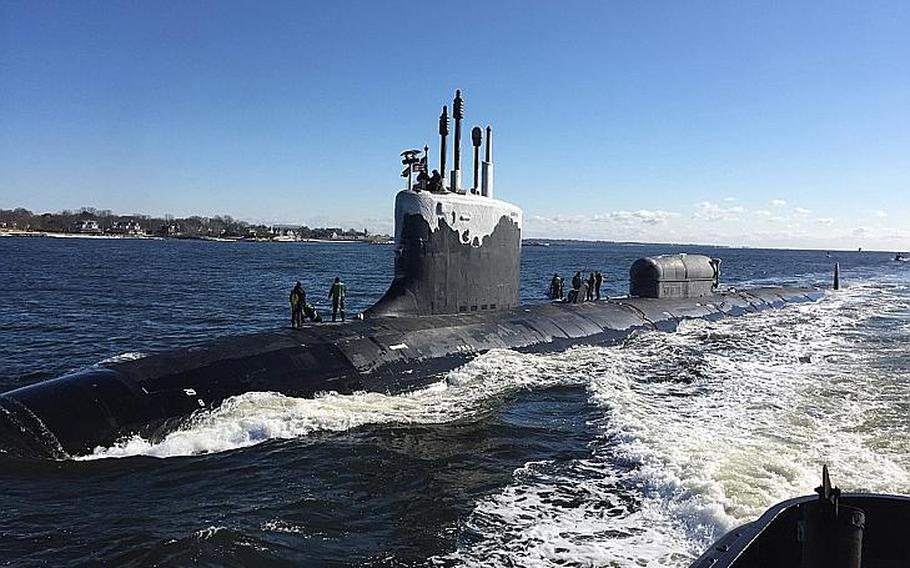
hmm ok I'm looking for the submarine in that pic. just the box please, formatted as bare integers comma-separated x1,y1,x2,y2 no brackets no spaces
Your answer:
0,91,824,459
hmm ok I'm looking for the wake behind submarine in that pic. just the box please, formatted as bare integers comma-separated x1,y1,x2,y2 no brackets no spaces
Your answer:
0,91,823,459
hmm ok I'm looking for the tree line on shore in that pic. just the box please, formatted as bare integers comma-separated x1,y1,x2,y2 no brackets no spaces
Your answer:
0,207,389,242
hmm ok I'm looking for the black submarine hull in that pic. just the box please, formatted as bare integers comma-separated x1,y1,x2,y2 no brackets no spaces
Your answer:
0,287,821,459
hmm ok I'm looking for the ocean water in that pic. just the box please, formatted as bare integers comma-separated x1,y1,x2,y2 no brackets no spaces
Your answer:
0,237,907,567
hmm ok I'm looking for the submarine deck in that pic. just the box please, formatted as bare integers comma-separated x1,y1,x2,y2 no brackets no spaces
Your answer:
106,286,820,392
0,287,822,457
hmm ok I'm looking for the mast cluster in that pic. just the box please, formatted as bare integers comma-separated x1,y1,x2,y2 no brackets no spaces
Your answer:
402,90,495,197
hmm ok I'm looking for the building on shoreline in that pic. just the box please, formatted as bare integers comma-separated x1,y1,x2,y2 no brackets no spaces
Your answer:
0,208,390,243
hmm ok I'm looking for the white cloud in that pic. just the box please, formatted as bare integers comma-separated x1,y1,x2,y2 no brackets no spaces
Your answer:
870,210,888,218
771,199,787,207
525,215,586,227
531,209,677,227
723,196,736,202
693,201,745,221
884,227,910,239
523,209,686,242
594,209,676,225
522,204,907,250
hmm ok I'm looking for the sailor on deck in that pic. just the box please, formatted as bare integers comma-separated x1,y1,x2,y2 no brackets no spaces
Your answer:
549,273,564,300
427,170,444,193
329,277,346,322
289,282,306,328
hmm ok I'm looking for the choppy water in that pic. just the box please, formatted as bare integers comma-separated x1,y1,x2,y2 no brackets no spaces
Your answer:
1,237,907,567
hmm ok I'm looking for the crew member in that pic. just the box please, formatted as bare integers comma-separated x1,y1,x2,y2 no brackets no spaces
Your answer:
549,273,564,300
586,273,596,301
427,170,443,193
303,302,322,323
594,271,603,301
568,271,582,303
710,258,721,290
328,277,346,322
289,282,306,328
416,169,429,191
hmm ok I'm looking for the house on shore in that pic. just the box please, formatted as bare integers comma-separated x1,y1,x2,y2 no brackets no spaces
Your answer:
72,220,101,234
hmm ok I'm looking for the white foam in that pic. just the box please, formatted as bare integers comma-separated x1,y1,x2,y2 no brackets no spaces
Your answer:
439,280,910,567
97,351,148,364
78,348,581,460
192,526,228,541
261,520,308,534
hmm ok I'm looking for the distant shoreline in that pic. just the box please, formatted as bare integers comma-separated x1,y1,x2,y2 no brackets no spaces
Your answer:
0,230,160,240
2,230,896,253
0,230,393,244
0,207,392,243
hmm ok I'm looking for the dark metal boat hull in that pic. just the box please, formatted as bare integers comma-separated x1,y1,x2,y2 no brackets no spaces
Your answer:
691,493,910,568
0,287,821,459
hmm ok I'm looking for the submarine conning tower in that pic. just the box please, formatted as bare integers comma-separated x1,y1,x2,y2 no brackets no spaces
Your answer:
366,90,523,318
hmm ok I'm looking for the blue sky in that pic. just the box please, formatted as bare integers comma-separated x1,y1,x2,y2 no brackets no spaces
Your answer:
1,1,908,249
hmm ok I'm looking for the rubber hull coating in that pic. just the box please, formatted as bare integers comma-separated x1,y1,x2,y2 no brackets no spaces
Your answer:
0,287,821,459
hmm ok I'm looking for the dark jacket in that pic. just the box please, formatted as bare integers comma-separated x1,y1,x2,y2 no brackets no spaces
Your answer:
290,285,306,309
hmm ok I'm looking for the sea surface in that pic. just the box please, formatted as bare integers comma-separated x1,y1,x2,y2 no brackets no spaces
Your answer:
1,237,908,567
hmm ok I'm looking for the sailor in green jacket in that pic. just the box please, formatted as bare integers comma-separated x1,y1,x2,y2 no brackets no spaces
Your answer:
328,277,346,322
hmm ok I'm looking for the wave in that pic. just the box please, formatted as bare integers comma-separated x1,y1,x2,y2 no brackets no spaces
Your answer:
96,351,148,365
78,348,584,460
437,281,910,567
